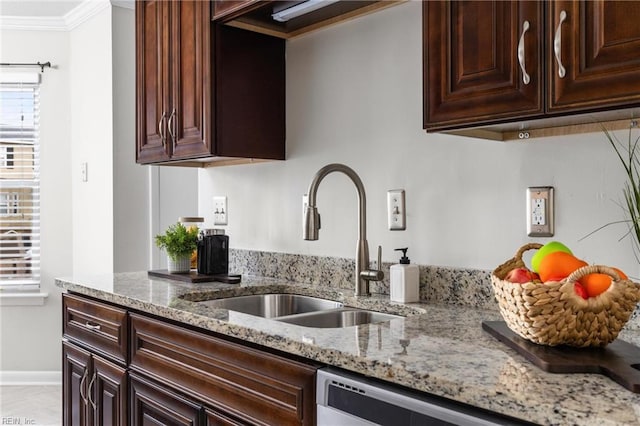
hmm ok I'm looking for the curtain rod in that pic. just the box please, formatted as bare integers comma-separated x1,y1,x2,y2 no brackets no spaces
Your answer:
0,62,52,73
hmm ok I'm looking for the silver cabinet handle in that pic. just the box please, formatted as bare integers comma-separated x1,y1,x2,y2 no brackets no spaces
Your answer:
79,369,88,404
554,10,567,78
167,108,176,146
84,322,101,331
88,372,97,410
517,20,531,85
158,111,167,146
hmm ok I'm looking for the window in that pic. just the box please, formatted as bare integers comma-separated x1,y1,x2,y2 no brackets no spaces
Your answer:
0,73,40,292
0,192,19,215
0,146,14,167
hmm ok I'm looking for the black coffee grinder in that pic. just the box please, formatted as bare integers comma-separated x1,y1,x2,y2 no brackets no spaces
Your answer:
197,229,241,283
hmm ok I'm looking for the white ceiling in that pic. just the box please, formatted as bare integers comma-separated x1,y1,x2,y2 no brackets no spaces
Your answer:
0,1,84,17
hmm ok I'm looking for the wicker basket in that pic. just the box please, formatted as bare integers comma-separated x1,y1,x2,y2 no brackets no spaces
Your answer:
491,243,640,347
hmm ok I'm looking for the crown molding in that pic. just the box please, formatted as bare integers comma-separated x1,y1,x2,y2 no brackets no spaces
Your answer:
0,0,132,32
64,0,110,31
0,15,68,32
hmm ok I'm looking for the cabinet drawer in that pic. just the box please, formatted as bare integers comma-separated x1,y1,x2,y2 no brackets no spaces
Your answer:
63,294,128,363
130,373,201,426
130,313,317,426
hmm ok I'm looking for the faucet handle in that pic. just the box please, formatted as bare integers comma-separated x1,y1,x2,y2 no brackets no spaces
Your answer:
361,245,384,282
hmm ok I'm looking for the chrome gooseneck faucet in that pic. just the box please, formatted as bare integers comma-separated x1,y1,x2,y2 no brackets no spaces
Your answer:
303,163,384,296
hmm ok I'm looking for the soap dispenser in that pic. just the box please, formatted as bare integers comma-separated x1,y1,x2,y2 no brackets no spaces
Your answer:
390,248,419,303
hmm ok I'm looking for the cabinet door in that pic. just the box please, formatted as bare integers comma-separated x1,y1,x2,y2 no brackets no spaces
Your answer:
63,342,91,426
136,0,171,163
423,0,543,130
130,374,201,426
169,0,213,160
91,356,127,426
547,1,640,112
205,408,247,426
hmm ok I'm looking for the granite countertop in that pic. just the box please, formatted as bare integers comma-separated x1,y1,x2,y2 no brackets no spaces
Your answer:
56,272,640,425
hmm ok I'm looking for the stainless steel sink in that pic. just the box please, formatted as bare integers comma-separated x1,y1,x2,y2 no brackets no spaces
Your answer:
197,293,343,318
276,309,401,328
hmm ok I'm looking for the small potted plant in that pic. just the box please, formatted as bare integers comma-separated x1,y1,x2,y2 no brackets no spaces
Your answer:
155,222,199,273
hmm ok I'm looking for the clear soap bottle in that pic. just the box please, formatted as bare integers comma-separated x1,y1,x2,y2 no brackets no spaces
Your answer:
390,248,419,303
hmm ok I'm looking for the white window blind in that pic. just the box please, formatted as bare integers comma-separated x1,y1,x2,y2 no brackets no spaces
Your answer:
0,73,40,291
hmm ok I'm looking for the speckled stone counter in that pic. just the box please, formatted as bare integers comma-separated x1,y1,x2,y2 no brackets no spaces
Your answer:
56,272,640,425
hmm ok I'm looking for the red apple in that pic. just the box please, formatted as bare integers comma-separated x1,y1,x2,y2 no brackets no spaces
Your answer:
505,267,535,284
574,282,589,300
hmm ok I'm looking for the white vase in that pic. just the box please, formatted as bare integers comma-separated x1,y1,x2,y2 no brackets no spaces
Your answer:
167,255,191,273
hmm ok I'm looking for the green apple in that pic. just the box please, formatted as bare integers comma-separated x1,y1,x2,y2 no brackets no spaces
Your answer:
531,241,572,273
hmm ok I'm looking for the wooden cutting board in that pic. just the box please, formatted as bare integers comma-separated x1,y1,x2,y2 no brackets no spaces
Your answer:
148,270,241,284
482,320,640,392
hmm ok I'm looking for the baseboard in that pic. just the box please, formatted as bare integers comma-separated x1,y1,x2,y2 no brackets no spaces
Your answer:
0,371,61,385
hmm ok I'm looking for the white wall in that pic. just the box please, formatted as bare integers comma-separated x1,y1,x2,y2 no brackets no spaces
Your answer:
149,166,199,270
199,1,639,277
112,5,149,273
0,29,72,372
70,7,114,275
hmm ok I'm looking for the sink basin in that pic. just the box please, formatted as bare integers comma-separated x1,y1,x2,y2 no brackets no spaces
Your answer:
197,293,343,318
276,309,401,328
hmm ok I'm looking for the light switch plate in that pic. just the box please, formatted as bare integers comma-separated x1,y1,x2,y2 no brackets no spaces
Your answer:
526,187,554,237
213,196,227,225
387,189,406,230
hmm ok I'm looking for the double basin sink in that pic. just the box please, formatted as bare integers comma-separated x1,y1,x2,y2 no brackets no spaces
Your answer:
197,293,400,328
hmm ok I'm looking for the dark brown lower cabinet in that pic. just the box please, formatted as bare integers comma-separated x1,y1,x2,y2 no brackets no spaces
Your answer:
204,409,247,426
130,374,201,426
62,341,127,426
129,313,317,425
63,292,318,426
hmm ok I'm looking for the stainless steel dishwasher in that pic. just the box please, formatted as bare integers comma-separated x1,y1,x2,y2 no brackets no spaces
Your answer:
317,368,533,426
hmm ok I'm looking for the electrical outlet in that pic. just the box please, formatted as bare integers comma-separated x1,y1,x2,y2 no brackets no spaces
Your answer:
213,196,228,225
387,189,406,230
527,187,554,237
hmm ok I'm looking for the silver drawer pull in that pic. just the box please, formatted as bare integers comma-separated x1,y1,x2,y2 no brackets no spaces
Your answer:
88,372,97,410
517,20,531,85
79,370,88,404
158,111,167,146
84,322,101,331
554,10,567,78
167,108,176,146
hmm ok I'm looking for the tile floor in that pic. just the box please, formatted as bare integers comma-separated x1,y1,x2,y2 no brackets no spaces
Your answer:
0,385,62,425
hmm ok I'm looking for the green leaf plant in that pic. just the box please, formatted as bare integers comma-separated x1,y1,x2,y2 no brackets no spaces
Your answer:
154,222,199,261
581,123,640,263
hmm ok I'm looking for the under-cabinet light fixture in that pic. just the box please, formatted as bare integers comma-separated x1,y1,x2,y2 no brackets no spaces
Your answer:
272,0,340,22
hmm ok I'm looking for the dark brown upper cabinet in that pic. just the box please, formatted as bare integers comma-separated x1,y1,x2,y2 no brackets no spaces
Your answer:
424,0,640,140
136,0,285,166
547,1,640,113
424,1,543,129
212,0,404,39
